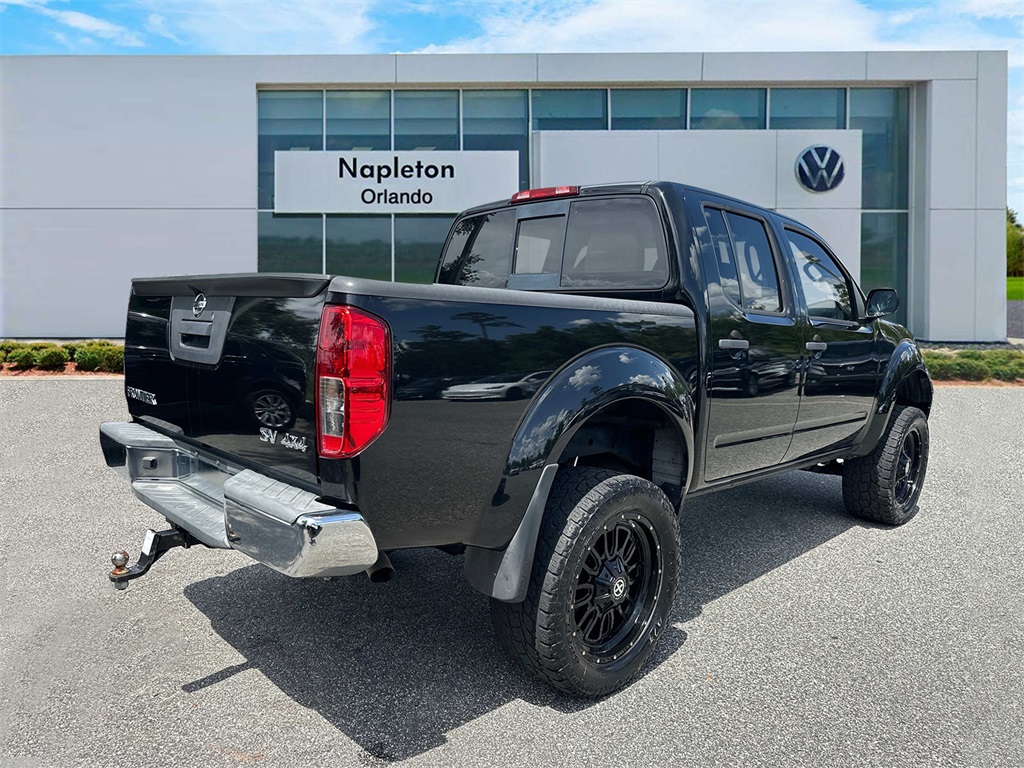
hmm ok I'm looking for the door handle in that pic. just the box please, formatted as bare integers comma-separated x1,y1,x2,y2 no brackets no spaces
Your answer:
805,334,827,352
719,338,749,350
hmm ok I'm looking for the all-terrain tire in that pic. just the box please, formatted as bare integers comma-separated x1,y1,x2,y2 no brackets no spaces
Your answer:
842,405,929,525
490,467,681,697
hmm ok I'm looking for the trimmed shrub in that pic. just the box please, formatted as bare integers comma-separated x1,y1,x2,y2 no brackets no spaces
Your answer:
924,355,956,380
97,345,125,373
35,346,69,371
74,345,103,372
62,342,80,361
954,349,985,360
0,340,26,354
7,347,37,370
991,364,1024,381
949,358,988,381
0,349,6,364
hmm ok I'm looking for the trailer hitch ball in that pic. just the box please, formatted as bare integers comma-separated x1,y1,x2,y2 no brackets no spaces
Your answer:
111,550,130,590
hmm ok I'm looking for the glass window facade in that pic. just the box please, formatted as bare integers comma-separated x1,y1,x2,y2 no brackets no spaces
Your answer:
690,89,766,130
255,84,911,331
611,89,686,130
395,215,455,283
770,88,846,129
257,213,323,273
326,91,390,151
394,91,459,151
850,88,910,211
258,91,322,210
463,90,530,191
861,212,909,325
532,90,607,131
325,215,391,280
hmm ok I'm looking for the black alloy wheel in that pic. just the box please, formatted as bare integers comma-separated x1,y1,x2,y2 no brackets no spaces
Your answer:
572,515,663,665
842,404,929,525
491,466,681,697
893,428,924,508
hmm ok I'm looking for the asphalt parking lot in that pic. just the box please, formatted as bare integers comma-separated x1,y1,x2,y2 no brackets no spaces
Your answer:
1,380,1022,767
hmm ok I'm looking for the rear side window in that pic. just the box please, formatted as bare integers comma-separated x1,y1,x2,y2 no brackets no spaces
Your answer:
703,207,783,313
560,198,668,289
438,209,516,287
786,230,853,321
514,215,566,275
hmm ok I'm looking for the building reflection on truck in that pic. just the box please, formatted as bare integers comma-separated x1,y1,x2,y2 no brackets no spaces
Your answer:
125,297,313,434
710,344,798,398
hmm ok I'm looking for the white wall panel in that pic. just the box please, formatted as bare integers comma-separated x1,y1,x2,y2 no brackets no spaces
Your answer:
1,209,256,338
776,209,863,280
927,79,978,211
866,51,977,81
703,52,866,82
925,210,976,341
657,132,778,207
974,208,1007,341
532,132,660,188
975,52,1008,211
397,54,536,83
1,57,256,209
537,53,702,83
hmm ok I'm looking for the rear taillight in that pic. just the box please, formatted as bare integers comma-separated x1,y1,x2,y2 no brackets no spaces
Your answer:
316,306,391,458
510,185,579,203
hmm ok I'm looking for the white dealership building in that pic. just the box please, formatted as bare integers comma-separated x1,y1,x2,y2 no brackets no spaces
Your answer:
0,50,1008,340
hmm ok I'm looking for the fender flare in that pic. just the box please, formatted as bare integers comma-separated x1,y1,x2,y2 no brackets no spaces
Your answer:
855,339,933,456
464,345,696,602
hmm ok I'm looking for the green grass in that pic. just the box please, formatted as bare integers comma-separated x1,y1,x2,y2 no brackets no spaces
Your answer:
1009,276,1024,301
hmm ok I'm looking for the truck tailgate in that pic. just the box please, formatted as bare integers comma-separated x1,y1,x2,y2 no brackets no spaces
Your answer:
124,274,330,488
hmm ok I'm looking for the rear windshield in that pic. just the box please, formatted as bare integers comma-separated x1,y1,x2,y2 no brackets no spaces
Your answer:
560,198,668,289
438,195,669,291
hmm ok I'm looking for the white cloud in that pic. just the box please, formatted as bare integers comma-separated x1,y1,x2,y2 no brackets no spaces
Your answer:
138,0,376,54
37,6,144,47
954,0,1024,19
145,13,181,44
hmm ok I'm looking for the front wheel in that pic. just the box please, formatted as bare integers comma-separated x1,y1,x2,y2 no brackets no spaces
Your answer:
490,467,681,697
842,405,929,525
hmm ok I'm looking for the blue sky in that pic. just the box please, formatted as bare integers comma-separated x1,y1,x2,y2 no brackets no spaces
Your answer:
1,0,1022,211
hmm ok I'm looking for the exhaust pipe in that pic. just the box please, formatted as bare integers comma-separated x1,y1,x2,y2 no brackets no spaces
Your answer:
366,552,394,583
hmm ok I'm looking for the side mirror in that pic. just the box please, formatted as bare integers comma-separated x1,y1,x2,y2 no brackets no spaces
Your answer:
864,288,899,320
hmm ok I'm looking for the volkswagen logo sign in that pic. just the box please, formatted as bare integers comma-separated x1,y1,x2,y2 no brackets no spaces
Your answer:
796,145,845,193
192,293,207,318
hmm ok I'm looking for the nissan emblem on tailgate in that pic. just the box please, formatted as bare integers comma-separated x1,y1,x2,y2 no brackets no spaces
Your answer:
192,293,207,317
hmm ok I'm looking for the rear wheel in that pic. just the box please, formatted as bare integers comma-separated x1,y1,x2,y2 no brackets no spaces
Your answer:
490,467,681,697
842,405,929,525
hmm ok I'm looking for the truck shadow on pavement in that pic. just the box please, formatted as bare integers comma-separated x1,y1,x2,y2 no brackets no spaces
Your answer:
183,470,856,762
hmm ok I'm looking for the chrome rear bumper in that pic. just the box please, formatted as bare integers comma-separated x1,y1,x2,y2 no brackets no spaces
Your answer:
99,422,378,578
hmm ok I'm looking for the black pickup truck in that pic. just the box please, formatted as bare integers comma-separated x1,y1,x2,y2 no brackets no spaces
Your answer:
101,181,932,697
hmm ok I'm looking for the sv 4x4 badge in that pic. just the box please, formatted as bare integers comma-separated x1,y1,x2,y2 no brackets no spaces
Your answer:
259,428,308,453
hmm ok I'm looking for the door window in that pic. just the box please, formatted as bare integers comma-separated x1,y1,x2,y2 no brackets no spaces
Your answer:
703,207,782,313
786,230,854,321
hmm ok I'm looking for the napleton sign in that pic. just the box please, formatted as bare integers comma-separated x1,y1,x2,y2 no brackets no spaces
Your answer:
274,150,519,214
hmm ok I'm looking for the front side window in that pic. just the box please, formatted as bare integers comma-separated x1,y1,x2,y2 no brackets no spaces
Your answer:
437,209,516,287
561,198,668,289
787,230,854,321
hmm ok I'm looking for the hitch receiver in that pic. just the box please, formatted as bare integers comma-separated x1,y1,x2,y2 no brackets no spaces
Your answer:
109,528,193,590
